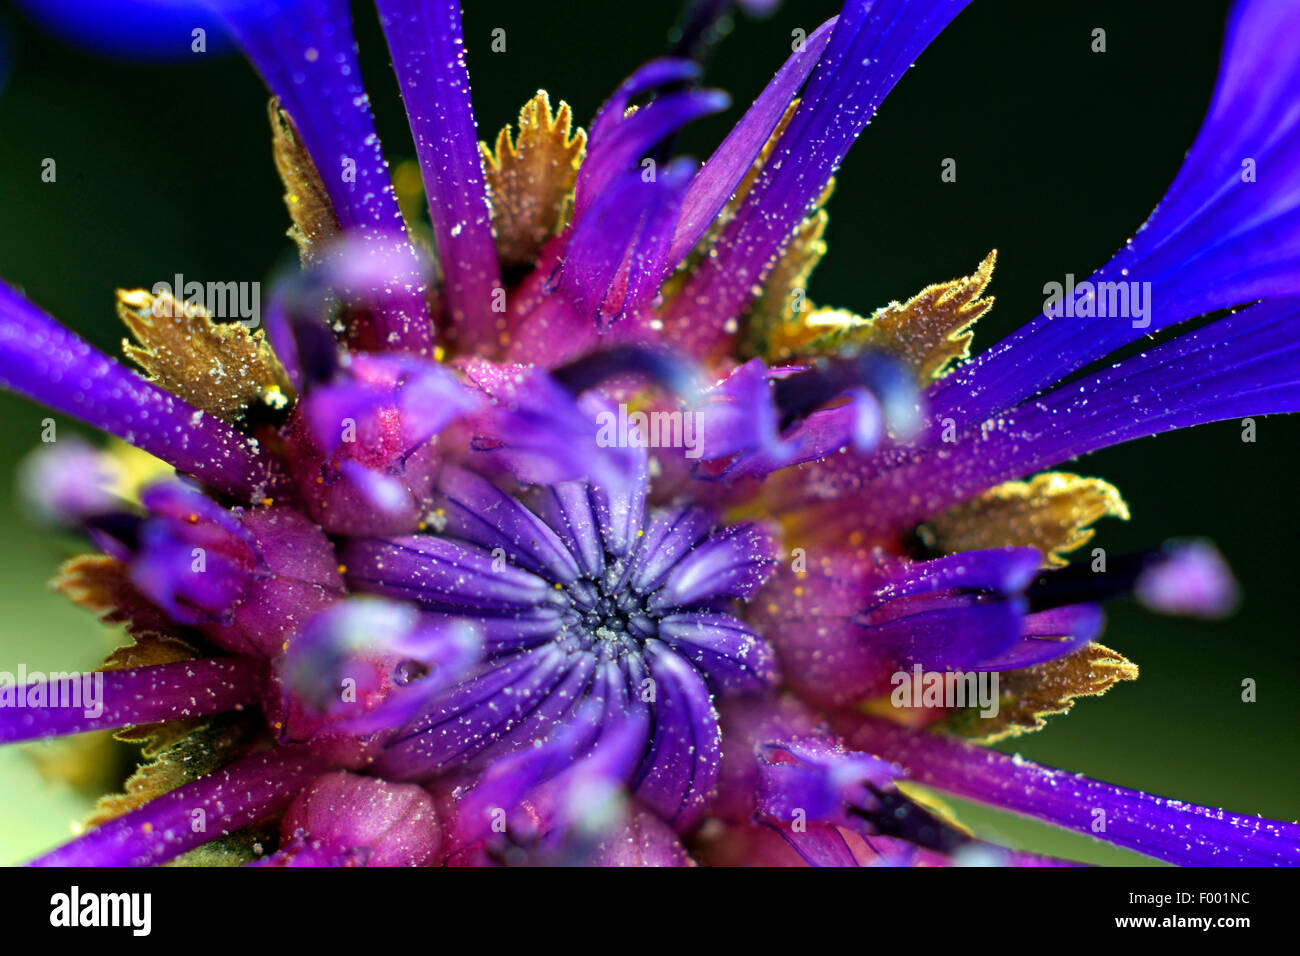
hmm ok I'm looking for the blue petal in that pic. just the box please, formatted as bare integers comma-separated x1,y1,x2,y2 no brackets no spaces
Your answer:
212,0,431,352
931,0,1300,431
665,0,973,355
0,281,275,499
13,0,235,60
375,0,502,350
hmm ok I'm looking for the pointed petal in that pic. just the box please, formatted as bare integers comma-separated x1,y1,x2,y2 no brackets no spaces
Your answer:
214,0,432,352
0,283,276,499
665,0,972,355
375,0,502,350
30,749,330,866
932,0,1300,430
0,658,263,744
842,717,1300,866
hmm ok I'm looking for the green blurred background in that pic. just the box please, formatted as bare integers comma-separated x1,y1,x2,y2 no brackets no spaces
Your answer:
0,0,1295,865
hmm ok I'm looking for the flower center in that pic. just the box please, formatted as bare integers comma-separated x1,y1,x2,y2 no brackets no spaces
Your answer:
563,559,657,652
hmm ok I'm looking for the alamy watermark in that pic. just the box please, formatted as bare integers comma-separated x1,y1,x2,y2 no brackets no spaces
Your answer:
1043,273,1153,328
595,404,704,459
0,666,103,718
151,273,261,328
890,665,999,718
50,886,151,936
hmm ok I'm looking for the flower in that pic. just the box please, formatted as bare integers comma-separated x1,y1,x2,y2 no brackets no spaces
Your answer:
2,0,1299,867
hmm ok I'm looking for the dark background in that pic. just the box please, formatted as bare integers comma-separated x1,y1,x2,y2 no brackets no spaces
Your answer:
0,0,1295,864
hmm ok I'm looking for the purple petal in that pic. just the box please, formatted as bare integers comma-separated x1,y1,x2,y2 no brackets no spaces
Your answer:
668,18,838,264
285,353,477,536
664,0,972,355
129,482,259,625
0,282,276,499
647,521,779,610
376,644,572,779
433,465,582,583
576,59,710,213
818,297,1300,541
769,823,867,866
213,0,431,352
12,0,235,60
18,438,126,525
278,597,482,737
0,658,263,744
30,749,330,866
657,612,779,693
301,353,476,454
860,597,1025,672
531,481,606,579
415,608,565,656
757,737,900,824
450,652,598,772
341,536,556,613
461,359,644,498
842,717,1300,866
755,548,1047,704
628,505,717,594
375,0,502,351
871,548,1042,605
690,359,788,462
930,0,1300,431
975,604,1103,670
589,449,649,560
556,160,700,326
691,353,921,481
453,664,648,845
631,642,721,828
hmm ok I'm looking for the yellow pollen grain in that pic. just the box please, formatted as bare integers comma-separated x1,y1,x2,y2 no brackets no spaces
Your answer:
261,497,274,507
337,565,348,575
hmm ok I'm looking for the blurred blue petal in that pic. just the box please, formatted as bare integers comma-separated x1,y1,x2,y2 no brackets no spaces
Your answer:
12,0,236,60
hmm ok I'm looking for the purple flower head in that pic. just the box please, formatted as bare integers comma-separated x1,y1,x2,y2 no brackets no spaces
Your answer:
2,0,1299,868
